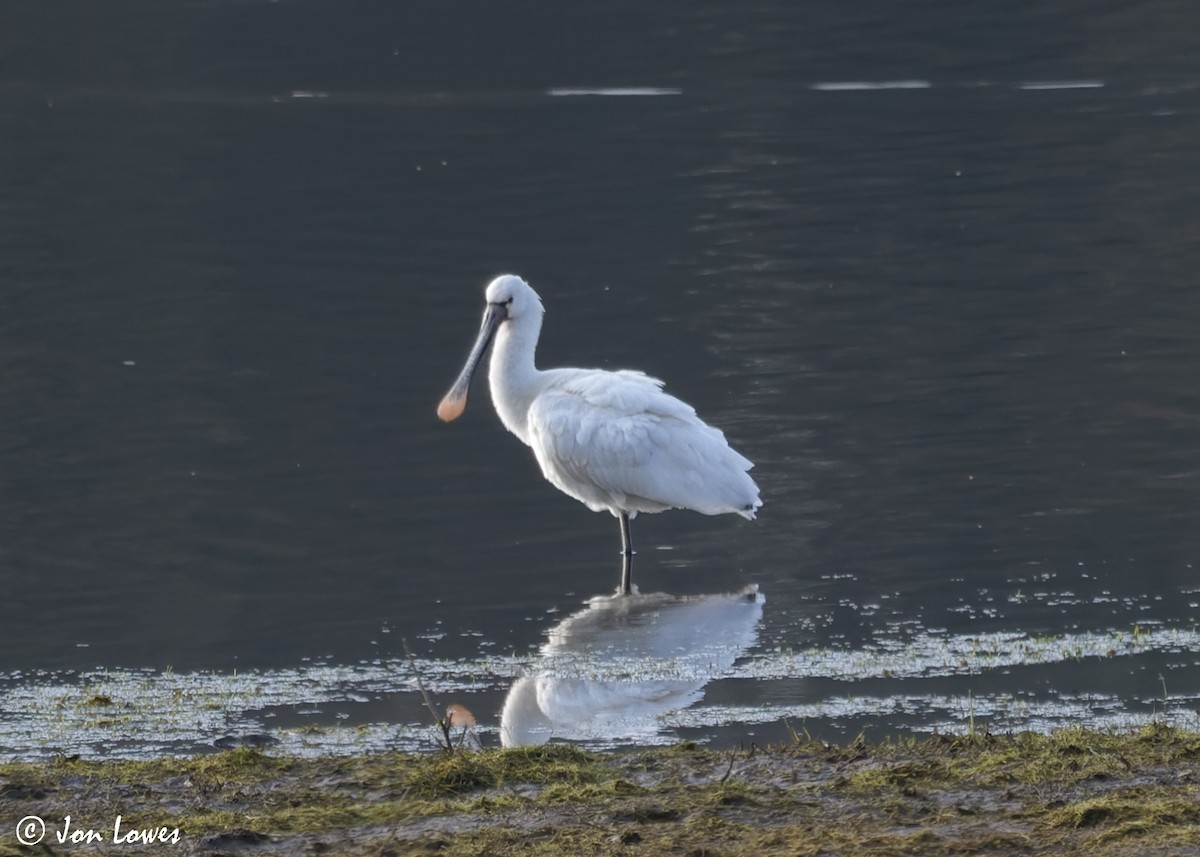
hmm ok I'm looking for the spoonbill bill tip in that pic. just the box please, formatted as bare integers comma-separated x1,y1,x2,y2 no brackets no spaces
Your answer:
437,391,467,422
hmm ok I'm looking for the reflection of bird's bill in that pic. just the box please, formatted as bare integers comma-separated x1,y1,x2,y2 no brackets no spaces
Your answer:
437,301,508,422
443,703,483,750
444,703,476,728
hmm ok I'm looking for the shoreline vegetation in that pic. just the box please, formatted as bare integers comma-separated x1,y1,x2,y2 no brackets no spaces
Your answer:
2,724,1198,856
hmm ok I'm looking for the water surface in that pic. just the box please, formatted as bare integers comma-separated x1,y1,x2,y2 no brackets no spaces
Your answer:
1,0,1199,758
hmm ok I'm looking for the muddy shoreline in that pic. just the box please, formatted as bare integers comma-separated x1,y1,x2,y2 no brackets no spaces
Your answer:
2,725,1198,856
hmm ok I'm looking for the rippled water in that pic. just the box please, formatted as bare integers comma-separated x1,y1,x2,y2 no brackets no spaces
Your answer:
2,1,1199,759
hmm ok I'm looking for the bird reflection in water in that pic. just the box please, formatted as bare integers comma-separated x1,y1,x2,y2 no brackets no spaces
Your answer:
500,585,764,747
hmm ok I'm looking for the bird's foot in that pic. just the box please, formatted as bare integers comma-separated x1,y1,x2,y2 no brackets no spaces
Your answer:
614,582,640,597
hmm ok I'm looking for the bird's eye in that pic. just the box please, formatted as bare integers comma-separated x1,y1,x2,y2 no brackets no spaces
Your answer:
505,297,514,306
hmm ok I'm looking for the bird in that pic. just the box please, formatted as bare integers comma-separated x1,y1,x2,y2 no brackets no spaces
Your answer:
437,274,761,595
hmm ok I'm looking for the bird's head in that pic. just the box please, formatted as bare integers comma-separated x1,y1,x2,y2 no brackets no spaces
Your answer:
484,274,543,322
437,274,543,422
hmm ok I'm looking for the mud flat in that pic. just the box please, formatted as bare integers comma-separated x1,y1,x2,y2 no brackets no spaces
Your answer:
2,724,1198,856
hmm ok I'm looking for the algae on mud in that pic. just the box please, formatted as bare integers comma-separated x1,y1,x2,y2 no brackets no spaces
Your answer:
1,725,1199,856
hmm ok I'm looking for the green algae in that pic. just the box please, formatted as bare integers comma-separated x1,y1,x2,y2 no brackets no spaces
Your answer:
2,726,1199,856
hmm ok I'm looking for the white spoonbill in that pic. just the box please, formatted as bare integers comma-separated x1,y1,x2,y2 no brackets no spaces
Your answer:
437,275,761,595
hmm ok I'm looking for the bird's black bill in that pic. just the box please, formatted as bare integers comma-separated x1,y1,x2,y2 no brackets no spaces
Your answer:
437,301,508,422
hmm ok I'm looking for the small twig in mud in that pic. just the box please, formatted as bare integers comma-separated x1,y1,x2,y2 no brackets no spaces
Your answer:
402,638,455,751
717,743,758,789
718,752,737,787
783,718,813,745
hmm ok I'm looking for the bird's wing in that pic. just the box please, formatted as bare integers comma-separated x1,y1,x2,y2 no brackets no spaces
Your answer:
552,368,704,423
527,369,749,514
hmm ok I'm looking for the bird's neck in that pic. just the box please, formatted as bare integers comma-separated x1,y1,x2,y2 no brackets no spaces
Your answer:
489,313,543,445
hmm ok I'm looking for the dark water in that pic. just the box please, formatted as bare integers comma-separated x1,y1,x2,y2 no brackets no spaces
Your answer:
2,1,1199,756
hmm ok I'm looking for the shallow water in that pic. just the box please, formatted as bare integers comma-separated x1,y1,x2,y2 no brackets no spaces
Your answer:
2,1,1199,758
4,598,1199,759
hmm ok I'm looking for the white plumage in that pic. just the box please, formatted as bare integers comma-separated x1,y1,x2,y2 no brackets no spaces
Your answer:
438,274,761,594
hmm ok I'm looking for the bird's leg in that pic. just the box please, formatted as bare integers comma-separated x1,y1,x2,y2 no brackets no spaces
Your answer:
618,512,635,596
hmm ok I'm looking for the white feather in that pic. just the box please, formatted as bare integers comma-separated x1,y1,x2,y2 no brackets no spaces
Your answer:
527,368,759,519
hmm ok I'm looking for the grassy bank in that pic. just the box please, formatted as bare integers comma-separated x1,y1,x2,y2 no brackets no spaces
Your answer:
2,724,1199,855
